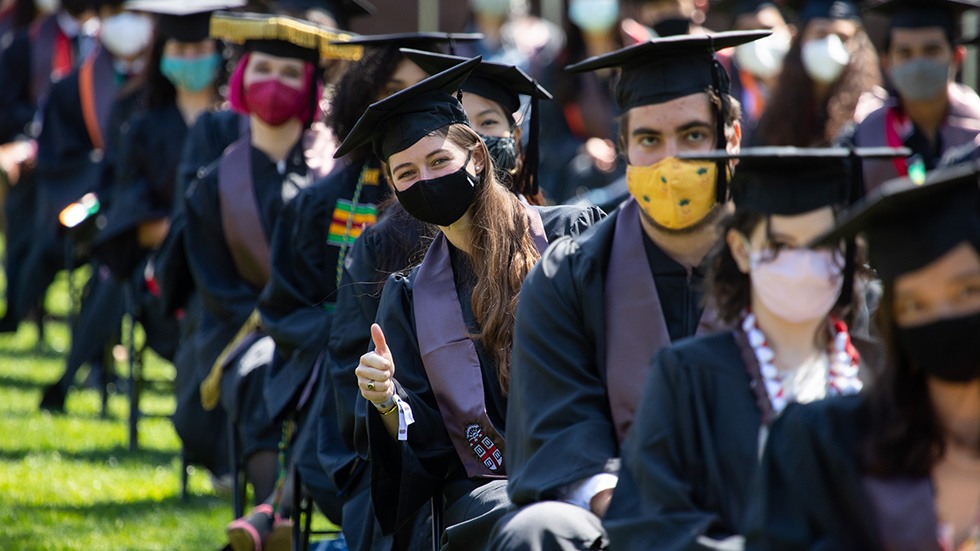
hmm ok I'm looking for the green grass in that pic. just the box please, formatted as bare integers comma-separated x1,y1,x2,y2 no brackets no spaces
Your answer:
0,269,233,550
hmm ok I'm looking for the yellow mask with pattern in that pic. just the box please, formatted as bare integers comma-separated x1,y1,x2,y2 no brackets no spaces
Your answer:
626,156,720,230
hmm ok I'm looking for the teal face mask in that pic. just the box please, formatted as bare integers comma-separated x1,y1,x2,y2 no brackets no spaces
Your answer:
160,52,221,93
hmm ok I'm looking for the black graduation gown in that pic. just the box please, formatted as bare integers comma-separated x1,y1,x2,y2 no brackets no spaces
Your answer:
178,139,309,458
603,332,763,550
505,206,709,506
317,203,432,551
365,204,604,535
259,157,389,423
155,108,243,316
322,204,430,484
743,395,882,550
14,48,139,328
92,103,187,278
0,26,39,142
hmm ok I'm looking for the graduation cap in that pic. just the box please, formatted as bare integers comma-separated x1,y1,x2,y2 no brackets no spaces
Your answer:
798,0,861,24
209,11,362,62
334,56,481,159
678,146,912,215
400,48,553,196
565,31,770,112
811,160,980,280
123,0,246,42
330,32,484,55
866,0,979,38
400,48,551,114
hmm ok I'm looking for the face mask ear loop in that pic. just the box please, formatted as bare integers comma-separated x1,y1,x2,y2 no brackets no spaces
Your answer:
709,36,729,205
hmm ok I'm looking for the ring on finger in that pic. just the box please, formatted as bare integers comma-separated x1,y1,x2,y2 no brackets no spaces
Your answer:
366,380,376,391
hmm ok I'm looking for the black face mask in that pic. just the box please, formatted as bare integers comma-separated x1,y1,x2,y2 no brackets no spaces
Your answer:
394,162,481,227
897,311,980,382
481,135,518,174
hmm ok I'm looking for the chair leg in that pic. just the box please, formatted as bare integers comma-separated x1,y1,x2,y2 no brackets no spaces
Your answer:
126,282,140,452
180,447,189,501
229,417,244,519
431,495,443,551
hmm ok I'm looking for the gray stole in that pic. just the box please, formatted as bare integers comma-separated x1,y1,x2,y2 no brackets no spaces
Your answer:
29,15,58,104
413,204,548,479
862,476,939,551
218,135,271,290
604,198,718,444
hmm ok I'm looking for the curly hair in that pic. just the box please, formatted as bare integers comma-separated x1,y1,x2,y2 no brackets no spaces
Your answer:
327,47,408,155
755,24,881,146
382,124,541,394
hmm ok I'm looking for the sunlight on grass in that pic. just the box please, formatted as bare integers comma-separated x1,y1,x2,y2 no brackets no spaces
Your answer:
0,300,230,550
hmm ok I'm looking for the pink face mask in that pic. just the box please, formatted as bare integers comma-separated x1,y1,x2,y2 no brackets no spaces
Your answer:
245,79,308,126
747,245,845,323
228,53,316,126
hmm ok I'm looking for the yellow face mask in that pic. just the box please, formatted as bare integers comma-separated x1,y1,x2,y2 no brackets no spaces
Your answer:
626,156,720,230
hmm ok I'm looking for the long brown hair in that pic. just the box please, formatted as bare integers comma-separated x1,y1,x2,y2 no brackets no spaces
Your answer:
385,124,541,393
755,23,881,146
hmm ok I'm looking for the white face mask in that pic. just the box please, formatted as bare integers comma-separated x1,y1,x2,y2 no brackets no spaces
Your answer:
747,244,844,323
100,12,154,59
569,0,620,34
734,29,791,80
35,0,60,15
801,34,850,84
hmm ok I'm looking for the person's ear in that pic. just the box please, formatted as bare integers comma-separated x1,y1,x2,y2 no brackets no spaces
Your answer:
727,228,752,274
727,120,742,153
953,45,966,68
472,145,487,173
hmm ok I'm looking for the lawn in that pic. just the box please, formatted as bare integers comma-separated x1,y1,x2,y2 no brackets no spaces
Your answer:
0,269,239,550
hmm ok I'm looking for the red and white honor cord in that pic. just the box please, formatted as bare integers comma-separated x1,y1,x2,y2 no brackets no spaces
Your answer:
742,312,862,415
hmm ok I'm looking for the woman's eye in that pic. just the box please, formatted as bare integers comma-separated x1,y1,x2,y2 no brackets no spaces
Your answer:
638,136,658,147
480,119,500,128
395,169,415,181
431,157,450,167
958,283,980,300
894,297,923,317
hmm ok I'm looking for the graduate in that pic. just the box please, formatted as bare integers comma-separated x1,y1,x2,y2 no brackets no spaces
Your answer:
0,0,95,333
18,0,153,337
490,31,768,549
602,147,906,550
338,58,602,549
317,48,563,550
743,162,980,550
846,0,980,191
255,30,476,551
177,9,358,532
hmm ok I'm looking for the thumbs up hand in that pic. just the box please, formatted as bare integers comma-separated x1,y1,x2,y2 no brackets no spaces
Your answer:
356,323,395,406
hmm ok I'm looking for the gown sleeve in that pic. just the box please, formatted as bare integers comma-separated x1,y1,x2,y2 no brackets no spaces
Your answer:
0,31,34,142
258,187,334,419
505,235,620,505
743,396,879,551
365,271,459,534
604,345,729,551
